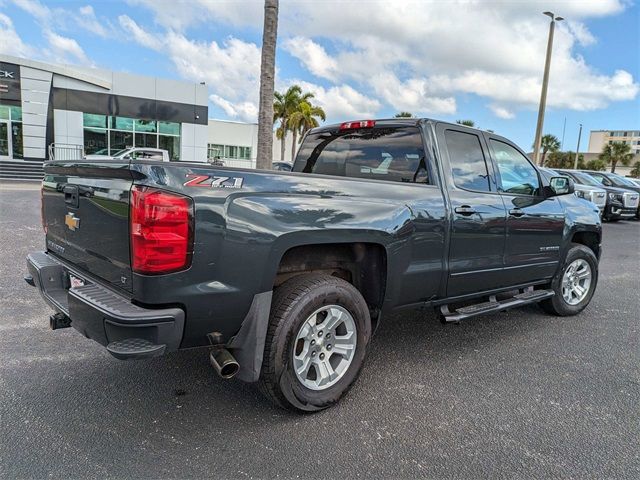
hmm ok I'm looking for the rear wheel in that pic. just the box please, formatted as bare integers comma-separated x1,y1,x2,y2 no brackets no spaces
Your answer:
259,273,371,412
540,243,598,316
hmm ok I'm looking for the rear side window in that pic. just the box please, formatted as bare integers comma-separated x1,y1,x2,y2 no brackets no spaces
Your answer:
293,127,430,184
444,130,492,192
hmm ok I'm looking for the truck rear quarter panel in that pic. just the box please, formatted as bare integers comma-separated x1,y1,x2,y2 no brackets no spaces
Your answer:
129,161,447,347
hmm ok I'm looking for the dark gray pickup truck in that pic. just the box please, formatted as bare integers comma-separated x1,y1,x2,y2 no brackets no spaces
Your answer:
26,118,602,411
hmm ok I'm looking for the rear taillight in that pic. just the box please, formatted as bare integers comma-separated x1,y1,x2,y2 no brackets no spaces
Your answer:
339,120,376,130
130,186,194,275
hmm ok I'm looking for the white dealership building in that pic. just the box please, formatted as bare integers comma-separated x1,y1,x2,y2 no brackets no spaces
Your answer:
0,54,208,164
1,54,299,179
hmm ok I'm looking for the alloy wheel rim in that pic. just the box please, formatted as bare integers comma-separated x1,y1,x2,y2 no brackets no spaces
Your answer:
292,305,357,391
561,259,592,306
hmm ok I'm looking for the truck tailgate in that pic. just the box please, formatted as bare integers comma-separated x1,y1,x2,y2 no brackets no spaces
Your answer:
42,160,133,293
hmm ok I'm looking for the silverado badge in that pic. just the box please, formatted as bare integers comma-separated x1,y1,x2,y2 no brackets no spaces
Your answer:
65,212,80,231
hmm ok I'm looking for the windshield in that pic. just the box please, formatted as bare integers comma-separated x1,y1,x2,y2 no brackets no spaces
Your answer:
571,172,603,187
610,174,637,187
112,149,130,157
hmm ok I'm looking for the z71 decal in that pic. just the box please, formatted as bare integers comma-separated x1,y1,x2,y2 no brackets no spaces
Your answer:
184,174,244,189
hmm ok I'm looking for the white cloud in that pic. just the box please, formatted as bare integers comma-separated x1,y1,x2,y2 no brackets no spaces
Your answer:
278,1,637,114
75,5,110,38
126,0,263,31
118,15,162,51
489,104,516,119
283,37,338,81
370,73,456,115
8,0,632,126
9,0,102,65
0,13,35,57
11,0,49,21
291,80,381,119
210,95,258,121
44,30,90,65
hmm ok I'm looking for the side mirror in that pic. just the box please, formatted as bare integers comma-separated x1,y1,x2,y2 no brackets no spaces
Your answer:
549,176,574,196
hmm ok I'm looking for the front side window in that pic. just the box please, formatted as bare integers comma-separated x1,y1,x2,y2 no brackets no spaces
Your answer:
444,130,491,192
588,173,610,186
490,139,540,196
293,126,429,184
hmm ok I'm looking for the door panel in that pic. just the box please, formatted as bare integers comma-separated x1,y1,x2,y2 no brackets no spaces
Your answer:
501,194,565,283
487,136,565,284
447,190,507,295
436,125,507,297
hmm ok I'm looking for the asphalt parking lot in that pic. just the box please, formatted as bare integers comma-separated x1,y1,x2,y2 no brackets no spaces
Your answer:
1,182,639,479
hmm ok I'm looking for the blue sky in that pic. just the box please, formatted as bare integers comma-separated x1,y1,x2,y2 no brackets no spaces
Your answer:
1,0,638,151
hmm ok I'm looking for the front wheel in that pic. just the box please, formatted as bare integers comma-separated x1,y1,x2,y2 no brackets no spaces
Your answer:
259,273,372,412
540,243,598,316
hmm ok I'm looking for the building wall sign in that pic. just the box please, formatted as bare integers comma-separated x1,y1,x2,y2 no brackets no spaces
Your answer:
0,62,21,103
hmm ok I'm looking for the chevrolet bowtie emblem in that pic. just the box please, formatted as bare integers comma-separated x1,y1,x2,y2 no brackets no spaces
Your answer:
65,212,80,231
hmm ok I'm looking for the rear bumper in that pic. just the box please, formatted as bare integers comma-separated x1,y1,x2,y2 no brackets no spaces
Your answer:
26,251,184,359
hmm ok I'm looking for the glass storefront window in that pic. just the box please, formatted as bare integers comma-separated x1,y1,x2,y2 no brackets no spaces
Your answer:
84,128,108,154
0,104,23,158
111,116,134,131
159,135,180,161
10,106,22,122
134,119,157,133
158,121,180,135
11,122,23,159
134,133,158,148
239,146,252,159
81,114,181,159
83,113,107,128
226,145,238,158
110,130,133,154
0,123,8,156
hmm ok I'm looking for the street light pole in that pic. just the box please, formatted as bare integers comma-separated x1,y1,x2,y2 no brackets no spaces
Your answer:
533,11,564,166
574,123,583,169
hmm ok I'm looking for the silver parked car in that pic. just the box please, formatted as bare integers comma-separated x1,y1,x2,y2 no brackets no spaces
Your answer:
540,168,607,216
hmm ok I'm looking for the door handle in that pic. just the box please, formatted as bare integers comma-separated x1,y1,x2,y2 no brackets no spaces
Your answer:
509,208,525,217
454,205,476,216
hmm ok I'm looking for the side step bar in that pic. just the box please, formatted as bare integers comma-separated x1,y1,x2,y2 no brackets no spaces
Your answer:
440,288,554,323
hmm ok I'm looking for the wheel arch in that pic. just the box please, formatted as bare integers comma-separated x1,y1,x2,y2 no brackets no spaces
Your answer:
265,237,389,331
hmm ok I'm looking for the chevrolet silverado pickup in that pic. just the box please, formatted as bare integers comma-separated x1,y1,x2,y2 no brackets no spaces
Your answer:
26,118,602,411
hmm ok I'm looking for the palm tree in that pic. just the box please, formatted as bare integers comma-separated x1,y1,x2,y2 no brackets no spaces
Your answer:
273,86,302,162
456,120,475,127
394,112,413,118
599,141,634,173
630,161,640,178
288,101,326,161
256,0,279,170
535,134,560,166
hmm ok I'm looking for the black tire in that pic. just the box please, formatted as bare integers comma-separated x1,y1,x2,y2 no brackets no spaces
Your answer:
258,273,372,412
540,243,598,316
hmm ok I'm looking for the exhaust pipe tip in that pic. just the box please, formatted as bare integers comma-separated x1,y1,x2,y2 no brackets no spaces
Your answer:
209,348,240,379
